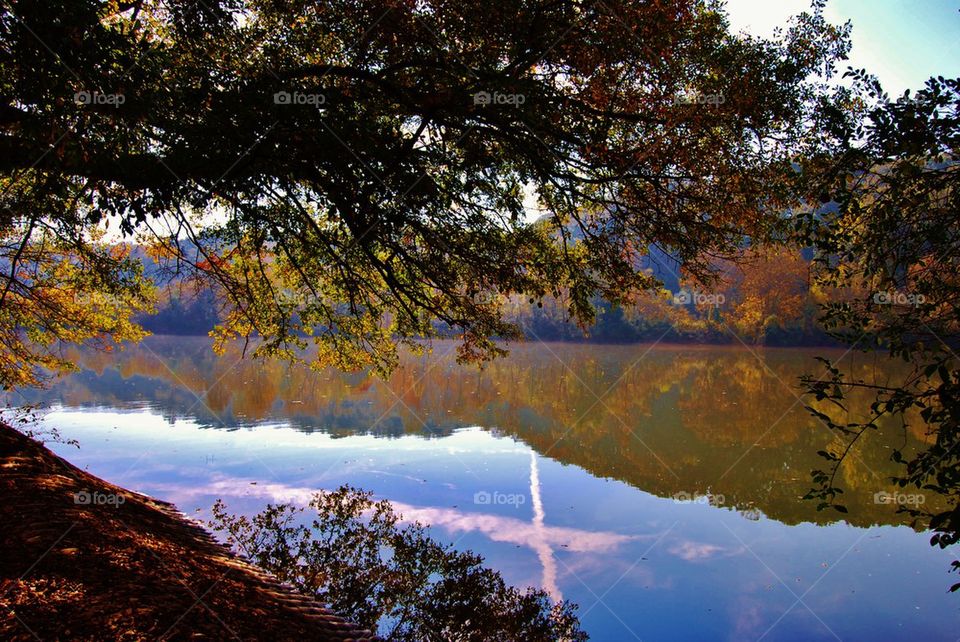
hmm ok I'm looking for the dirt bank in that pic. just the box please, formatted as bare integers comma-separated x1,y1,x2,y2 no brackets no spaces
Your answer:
0,423,376,641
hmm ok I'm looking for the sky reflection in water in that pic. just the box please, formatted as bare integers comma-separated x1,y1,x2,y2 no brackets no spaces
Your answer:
12,337,960,641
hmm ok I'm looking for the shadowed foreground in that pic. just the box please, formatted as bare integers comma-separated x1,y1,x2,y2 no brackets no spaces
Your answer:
0,423,376,641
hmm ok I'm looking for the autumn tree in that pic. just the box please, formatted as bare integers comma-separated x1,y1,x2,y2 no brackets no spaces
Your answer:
0,0,850,381
715,246,812,342
796,73,960,589
0,213,154,388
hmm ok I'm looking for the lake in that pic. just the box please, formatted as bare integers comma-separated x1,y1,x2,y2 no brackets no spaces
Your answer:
8,336,960,641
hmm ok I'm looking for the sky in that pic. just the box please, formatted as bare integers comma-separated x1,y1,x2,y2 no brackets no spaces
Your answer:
724,0,960,96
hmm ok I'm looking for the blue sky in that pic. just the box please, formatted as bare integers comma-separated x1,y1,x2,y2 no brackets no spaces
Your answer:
724,0,960,96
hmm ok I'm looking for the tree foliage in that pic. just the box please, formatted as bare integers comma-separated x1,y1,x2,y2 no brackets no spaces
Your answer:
0,214,154,388
796,74,960,590
209,486,587,641
0,0,849,380
711,245,813,342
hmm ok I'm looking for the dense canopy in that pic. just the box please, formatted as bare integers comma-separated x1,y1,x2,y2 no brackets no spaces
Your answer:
0,0,849,383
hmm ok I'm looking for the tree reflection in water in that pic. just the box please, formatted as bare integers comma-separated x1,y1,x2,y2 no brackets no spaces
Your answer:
16,337,938,529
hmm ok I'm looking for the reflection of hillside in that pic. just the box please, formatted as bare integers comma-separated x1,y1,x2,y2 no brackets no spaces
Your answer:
17,338,937,529
677,356,809,447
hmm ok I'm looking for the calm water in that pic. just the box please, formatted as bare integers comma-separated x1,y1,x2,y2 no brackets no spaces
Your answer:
8,337,960,641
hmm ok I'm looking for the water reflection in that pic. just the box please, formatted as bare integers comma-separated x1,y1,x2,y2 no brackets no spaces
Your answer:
12,337,933,530
11,337,959,641
147,458,638,604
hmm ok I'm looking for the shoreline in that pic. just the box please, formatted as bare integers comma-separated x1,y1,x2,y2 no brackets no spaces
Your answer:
0,422,376,641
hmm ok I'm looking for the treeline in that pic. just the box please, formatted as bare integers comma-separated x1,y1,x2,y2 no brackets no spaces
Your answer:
506,244,836,346
136,244,837,346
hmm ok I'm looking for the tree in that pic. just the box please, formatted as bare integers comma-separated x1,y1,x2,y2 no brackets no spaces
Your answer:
0,216,154,388
715,246,811,342
796,73,960,590
209,485,587,641
0,0,849,381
